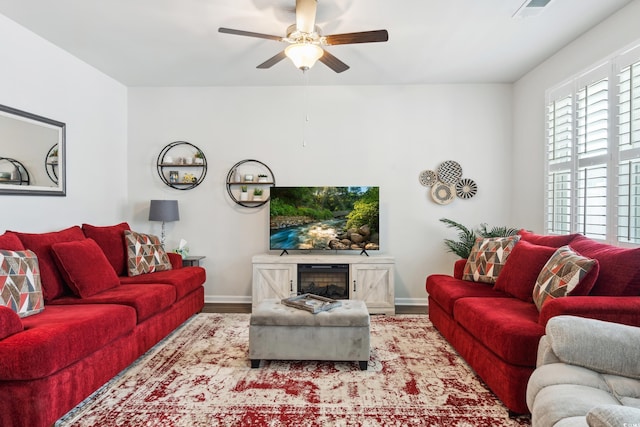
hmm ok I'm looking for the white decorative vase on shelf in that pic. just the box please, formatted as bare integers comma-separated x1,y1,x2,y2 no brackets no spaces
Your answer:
240,192,249,201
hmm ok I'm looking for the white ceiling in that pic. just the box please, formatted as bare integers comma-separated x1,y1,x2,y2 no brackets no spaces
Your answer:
0,0,634,86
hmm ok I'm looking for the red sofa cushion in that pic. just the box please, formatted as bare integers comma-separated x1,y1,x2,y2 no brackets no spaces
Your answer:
82,222,130,276
517,230,580,247
0,232,25,251
50,283,176,323
51,238,121,298
0,304,136,381
453,297,544,367
12,226,86,302
569,235,640,296
425,274,510,316
119,266,206,300
0,306,23,340
494,241,557,302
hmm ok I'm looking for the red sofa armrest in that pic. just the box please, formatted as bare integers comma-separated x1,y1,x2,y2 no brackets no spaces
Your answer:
453,259,466,279
167,252,183,270
539,296,640,328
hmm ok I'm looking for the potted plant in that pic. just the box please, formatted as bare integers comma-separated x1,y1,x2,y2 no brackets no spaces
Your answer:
258,174,269,183
240,185,249,201
253,188,264,201
440,218,519,259
194,150,204,164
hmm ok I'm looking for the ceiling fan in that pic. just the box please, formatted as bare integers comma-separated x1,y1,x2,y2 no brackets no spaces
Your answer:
219,0,389,73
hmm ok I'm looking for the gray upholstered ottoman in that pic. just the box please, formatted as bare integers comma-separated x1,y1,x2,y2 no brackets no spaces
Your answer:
249,299,370,370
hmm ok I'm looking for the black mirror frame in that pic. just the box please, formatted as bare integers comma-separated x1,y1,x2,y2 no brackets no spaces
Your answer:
0,104,66,196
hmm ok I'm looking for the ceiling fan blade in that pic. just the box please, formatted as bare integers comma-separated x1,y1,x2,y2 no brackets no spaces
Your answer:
257,51,288,69
318,50,349,73
218,27,283,42
296,0,317,33
324,30,389,45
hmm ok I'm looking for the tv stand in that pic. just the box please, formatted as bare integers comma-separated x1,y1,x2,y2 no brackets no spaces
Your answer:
279,249,289,256
252,254,395,315
359,249,369,257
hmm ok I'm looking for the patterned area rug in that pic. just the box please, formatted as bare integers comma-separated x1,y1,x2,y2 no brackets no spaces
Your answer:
57,313,530,426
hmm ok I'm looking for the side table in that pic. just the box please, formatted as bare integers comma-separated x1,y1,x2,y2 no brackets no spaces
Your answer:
182,256,205,267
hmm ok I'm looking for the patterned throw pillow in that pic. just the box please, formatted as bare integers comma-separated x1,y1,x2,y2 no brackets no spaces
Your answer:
0,250,44,317
462,235,521,284
124,230,172,277
532,245,599,311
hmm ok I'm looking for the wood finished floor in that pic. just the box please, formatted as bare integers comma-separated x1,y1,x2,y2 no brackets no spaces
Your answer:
202,303,427,315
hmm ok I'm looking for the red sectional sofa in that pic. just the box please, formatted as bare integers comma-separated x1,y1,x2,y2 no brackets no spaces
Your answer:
426,230,640,415
0,223,206,427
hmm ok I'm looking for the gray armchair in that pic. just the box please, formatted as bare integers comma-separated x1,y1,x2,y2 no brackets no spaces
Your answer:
526,315,640,427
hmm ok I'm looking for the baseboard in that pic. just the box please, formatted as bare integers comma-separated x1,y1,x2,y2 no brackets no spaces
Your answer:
205,295,429,307
205,295,252,304
203,297,428,315
394,297,428,306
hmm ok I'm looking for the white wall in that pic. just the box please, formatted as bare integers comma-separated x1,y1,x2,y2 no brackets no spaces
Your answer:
128,84,513,304
0,14,128,232
512,0,640,232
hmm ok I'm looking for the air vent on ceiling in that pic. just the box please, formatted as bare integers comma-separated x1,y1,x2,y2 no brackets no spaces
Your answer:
513,0,554,18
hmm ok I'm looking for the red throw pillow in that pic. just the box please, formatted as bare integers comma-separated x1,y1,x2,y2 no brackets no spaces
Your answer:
0,232,25,251
517,230,580,248
51,238,120,298
569,235,640,296
0,306,23,340
82,222,130,276
12,226,86,301
494,241,556,302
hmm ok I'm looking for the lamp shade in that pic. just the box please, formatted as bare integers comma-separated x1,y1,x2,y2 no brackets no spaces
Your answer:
149,200,180,222
285,43,323,70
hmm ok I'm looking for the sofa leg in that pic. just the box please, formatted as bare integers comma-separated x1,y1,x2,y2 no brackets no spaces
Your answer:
250,359,260,368
508,410,530,420
358,361,368,370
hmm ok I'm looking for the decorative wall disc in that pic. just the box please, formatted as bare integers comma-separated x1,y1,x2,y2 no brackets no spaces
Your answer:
431,182,456,205
419,170,437,187
437,161,463,185
456,178,478,199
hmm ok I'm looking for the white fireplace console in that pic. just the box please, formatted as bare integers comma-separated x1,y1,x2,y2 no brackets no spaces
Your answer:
252,254,395,315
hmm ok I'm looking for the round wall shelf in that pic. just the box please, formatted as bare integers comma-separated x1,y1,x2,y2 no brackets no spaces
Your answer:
156,141,207,190
0,157,30,186
226,159,275,208
45,144,59,184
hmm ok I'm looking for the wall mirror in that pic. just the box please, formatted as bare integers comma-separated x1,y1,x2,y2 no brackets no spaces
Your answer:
0,104,66,196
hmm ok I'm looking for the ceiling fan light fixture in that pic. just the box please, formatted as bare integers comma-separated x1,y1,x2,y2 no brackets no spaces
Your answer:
285,43,323,70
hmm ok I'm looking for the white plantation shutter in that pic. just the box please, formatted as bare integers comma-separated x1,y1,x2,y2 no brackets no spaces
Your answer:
545,41,640,246
576,76,609,239
546,93,573,234
617,49,640,244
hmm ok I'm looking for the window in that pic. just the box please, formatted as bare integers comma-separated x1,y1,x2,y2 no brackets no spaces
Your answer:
545,42,640,245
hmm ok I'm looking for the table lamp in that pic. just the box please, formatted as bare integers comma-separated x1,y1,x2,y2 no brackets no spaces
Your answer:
148,200,180,246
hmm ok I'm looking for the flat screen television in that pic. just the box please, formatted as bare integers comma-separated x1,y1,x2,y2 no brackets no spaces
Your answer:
269,186,379,252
